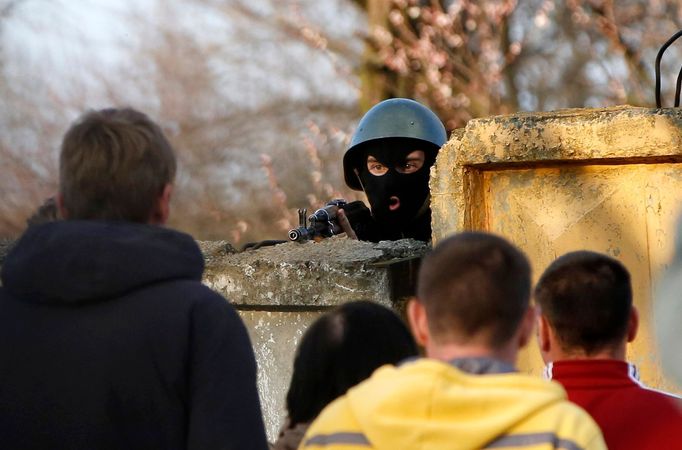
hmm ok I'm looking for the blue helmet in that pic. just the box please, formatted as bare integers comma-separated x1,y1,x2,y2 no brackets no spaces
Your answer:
344,98,447,190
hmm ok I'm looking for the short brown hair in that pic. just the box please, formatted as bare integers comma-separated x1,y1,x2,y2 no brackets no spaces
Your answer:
417,232,531,348
59,108,176,222
534,251,632,355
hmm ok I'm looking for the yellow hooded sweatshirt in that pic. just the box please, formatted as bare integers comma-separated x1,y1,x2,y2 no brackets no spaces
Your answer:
300,359,606,450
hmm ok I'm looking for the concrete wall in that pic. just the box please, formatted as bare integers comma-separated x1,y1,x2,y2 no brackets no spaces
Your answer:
199,238,428,440
430,106,682,393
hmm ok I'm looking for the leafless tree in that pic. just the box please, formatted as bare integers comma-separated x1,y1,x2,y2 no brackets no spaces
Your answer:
363,0,682,129
0,0,366,245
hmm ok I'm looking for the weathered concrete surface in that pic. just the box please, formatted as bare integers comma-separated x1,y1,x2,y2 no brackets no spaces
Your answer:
432,106,682,237
431,106,682,394
0,238,14,268
239,310,318,441
199,237,428,440
455,106,682,166
655,243,682,387
201,238,428,307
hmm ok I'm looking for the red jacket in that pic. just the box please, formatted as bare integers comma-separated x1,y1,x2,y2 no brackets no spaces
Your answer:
547,359,682,450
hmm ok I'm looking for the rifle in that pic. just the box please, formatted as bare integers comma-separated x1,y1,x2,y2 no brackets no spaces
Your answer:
288,199,349,242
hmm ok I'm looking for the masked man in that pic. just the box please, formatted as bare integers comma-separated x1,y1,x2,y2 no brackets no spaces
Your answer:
339,98,447,242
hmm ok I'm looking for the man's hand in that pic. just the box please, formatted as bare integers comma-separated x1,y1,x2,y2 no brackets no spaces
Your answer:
336,208,358,240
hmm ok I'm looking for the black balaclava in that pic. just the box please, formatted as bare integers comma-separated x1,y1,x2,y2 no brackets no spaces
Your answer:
356,137,437,238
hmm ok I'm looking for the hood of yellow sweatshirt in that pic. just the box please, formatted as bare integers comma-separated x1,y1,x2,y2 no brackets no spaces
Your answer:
345,359,569,450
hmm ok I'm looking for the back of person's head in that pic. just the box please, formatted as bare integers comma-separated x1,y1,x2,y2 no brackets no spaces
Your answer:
59,108,176,222
416,232,531,349
534,250,632,355
285,300,417,425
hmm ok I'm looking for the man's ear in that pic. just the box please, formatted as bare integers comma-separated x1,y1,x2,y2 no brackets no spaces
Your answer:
56,192,68,219
518,305,537,349
537,311,552,353
149,184,173,225
407,298,430,348
627,306,639,343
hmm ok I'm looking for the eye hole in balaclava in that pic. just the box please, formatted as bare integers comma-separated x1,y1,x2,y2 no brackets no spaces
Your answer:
355,137,437,230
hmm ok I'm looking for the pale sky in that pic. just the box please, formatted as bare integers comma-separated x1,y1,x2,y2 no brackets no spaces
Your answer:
2,0,364,111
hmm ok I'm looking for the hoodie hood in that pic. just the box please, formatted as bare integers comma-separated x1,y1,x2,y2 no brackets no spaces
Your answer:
345,359,570,450
1,220,204,304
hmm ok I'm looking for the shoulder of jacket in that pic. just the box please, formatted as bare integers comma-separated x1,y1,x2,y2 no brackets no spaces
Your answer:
538,399,606,449
300,395,368,449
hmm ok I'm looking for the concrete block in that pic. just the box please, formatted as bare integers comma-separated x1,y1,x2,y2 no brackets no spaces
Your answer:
239,310,319,442
430,106,682,393
200,238,429,308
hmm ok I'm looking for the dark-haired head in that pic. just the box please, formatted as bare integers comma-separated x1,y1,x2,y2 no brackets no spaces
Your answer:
285,300,417,425
415,232,532,349
535,250,634,357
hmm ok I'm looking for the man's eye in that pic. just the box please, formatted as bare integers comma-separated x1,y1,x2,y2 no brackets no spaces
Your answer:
367,161,388,175
397,162,421,173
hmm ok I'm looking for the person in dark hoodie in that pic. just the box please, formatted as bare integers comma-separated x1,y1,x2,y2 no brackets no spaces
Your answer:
0,108,268,450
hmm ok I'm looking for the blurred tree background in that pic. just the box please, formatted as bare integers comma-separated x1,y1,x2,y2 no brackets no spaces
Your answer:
1,0,681,245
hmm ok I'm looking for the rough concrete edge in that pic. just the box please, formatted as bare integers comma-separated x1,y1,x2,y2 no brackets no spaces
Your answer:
204,262,393,308
201,239,429,308
458,106,682,165
430,128,466,242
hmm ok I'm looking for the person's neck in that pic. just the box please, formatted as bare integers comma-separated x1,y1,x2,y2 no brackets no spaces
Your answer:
550,344,626,363
426,342,517,366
